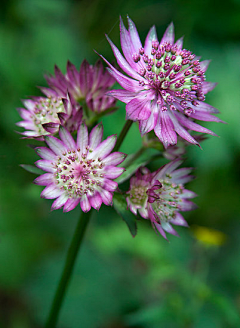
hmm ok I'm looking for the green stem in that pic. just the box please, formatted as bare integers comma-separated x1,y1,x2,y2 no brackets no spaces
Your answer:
114,120,133,152
124,146,146,169
45,210,92,328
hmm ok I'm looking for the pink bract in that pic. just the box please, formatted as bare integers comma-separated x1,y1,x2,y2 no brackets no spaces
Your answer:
100,16,223,148
126,160,197,240
45,60,117,114
34,123,126,212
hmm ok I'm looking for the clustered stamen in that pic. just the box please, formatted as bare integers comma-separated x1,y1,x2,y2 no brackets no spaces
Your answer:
32,97,65,134
134,41,206,116
129,184,148,207
151,174,184,223
54,148,105,199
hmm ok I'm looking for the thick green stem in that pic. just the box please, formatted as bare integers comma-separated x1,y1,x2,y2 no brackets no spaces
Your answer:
114,120,133,152
45,210,92,328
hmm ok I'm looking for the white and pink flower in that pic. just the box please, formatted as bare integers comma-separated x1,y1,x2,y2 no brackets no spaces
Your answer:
34,123,126,212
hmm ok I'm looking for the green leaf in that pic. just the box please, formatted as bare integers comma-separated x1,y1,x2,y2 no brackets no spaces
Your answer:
20,164,45,175
113,193,137,237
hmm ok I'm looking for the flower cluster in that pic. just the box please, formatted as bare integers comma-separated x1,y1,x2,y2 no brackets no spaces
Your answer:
46,60,117,115
17,16,222,240
127,160,196,239
101,17,222,148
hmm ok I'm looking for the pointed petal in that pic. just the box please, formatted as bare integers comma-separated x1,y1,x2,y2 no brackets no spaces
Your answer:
79,59,93,97
80,195,91,212
127,16,142,51
66,61,79,87
51,193,69,210
102,179,118,192
99,56,141,91
107,89,138,103
106,35,141,80
35,160,55,173
202,82,217,94
77,123,89,153
103,152,126,166
154,110,177,148
194,101,219,114
160,22,175,45
126,98,151,121
59,126,76,150
154,222,168,240
119,16,139,70
89,123,103,149
144,26,158,56
41,184,62,199
174,36,184,49
175,112,217,136
190,111,224,123
89,192,102,210
199,60,211,73
155,159,182,180
161,222,179,236
103,166,125,179
170,212,188,226
88,135,117,160
169,112,199,146
36,147,57,160
179,200,197,211
100,189,113,206
63,198,79,212
45,136,68,155
17,108,33,120
34,173,53,186
139,104,158,135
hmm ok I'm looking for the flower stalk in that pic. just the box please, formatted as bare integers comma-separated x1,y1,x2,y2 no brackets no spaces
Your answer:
114,120,133,152
45,210,92,328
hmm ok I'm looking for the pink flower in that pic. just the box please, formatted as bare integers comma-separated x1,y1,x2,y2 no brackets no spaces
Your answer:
100,16,222,148
126,160,197,239
17,89,82,140
34,123,126,212
45,60,117,114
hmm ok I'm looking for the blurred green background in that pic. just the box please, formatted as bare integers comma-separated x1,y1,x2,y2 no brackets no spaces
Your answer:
1,0,240,327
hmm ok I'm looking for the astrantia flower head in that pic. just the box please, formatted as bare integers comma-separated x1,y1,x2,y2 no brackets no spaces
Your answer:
17,89,82,140
46,59,117,115
126,160,197,239
101,16,223,148
34,123,126,212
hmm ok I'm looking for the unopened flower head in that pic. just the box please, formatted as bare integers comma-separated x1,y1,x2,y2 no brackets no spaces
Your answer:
127,160,197,239
46,59,117,114
101,16,222,148
17,89,82,139
34,123,126,212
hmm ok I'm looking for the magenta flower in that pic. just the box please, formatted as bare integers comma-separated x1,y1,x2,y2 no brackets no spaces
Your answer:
34,123,126,212
17,89,82,140
101,17,222,148
46,60,117,114
126,160,196,239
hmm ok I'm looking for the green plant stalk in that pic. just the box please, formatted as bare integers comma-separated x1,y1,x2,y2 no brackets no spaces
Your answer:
113,120,133,152
45,210,92,328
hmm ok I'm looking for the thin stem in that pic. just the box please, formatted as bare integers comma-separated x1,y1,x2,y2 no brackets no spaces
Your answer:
45,210,92,328
114,120,133,152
